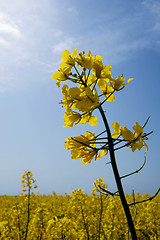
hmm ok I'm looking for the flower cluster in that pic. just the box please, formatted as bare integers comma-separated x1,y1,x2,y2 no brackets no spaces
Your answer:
91,178,108,195
53,49,132,128
112,121,149,153
53,48,150,164
65,131,108,164
21,171,38,193
61,84,99,127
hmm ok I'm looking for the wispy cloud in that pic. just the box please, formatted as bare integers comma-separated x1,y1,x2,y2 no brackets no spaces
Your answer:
101,38,150,64
0,0,160,93
52,36,79,54
0,12,22,42
0,20,23,91
49,34,80,73
0,22,21,39
0,11,30,92
51,0,160,66
142,0,160,34
0,11,24,54
142,0,160,16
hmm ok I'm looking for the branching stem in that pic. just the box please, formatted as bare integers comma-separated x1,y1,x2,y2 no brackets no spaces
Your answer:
98,104,137,240
120,157,146,179
128,188,160,206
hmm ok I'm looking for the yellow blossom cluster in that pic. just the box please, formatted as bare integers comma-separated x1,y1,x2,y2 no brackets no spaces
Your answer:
91,178,108,195
52,49,133,128
65,131,108,164
21,171,38,193
52,48,150,165
53,49,132,91
52,49,154,238
61,84,99,127
112,121,148,153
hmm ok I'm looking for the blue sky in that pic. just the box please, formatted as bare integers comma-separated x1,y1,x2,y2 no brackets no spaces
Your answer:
0,0,159,196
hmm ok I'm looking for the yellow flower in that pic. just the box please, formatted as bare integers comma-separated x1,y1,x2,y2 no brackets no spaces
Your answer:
21,184,25,189
61,84,99,127
132,122,148,153
75,51,93,70
60,48,77,68
20,171,27,179
81,150,97,164
65,131,95,150
98,79,115,101
72,86,99,112
87,115,97,126
61,85,99,113
20,171,38,193
63,111,81,127
121,125,134,141
112,122,121,137
65,131,108,164
63,110,97,127
92,55,103,78
111,76,133,91
133,122,143,137
60,85,74,112
122,123,148,153
92,178,108,195
112,122,148,153
52,67,71,87
101,65,112,79
87,74,97,86
96,149,108,160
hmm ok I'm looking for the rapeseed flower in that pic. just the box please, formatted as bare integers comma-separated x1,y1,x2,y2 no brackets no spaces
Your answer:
112,122,148,153
65,132,107,164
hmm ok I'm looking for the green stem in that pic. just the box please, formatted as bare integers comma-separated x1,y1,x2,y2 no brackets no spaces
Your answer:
81,204,90,240
98,105,137,240
24,188,30,240
98,194,103,240
16,204,22,240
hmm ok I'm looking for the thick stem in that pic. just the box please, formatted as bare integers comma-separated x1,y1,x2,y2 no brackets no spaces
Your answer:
98,105,137,240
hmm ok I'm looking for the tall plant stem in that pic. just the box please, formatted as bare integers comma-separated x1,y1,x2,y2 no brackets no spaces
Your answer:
24,188,30,240
98,105,137,240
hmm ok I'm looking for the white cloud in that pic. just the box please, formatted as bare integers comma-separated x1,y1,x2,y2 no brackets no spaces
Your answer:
0,3,61,92
0,12,31,92
0,22,21,38
52,36,79,54
0,12,22,39
0,0,159,93
0,14,27,62
95,35,150,65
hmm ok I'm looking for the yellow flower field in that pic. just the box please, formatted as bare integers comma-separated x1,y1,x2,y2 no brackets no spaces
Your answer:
0,176,159,239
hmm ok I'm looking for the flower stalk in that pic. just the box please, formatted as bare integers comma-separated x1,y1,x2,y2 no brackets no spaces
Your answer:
98,105,137,239
52,48,157,239
20,171,38,240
